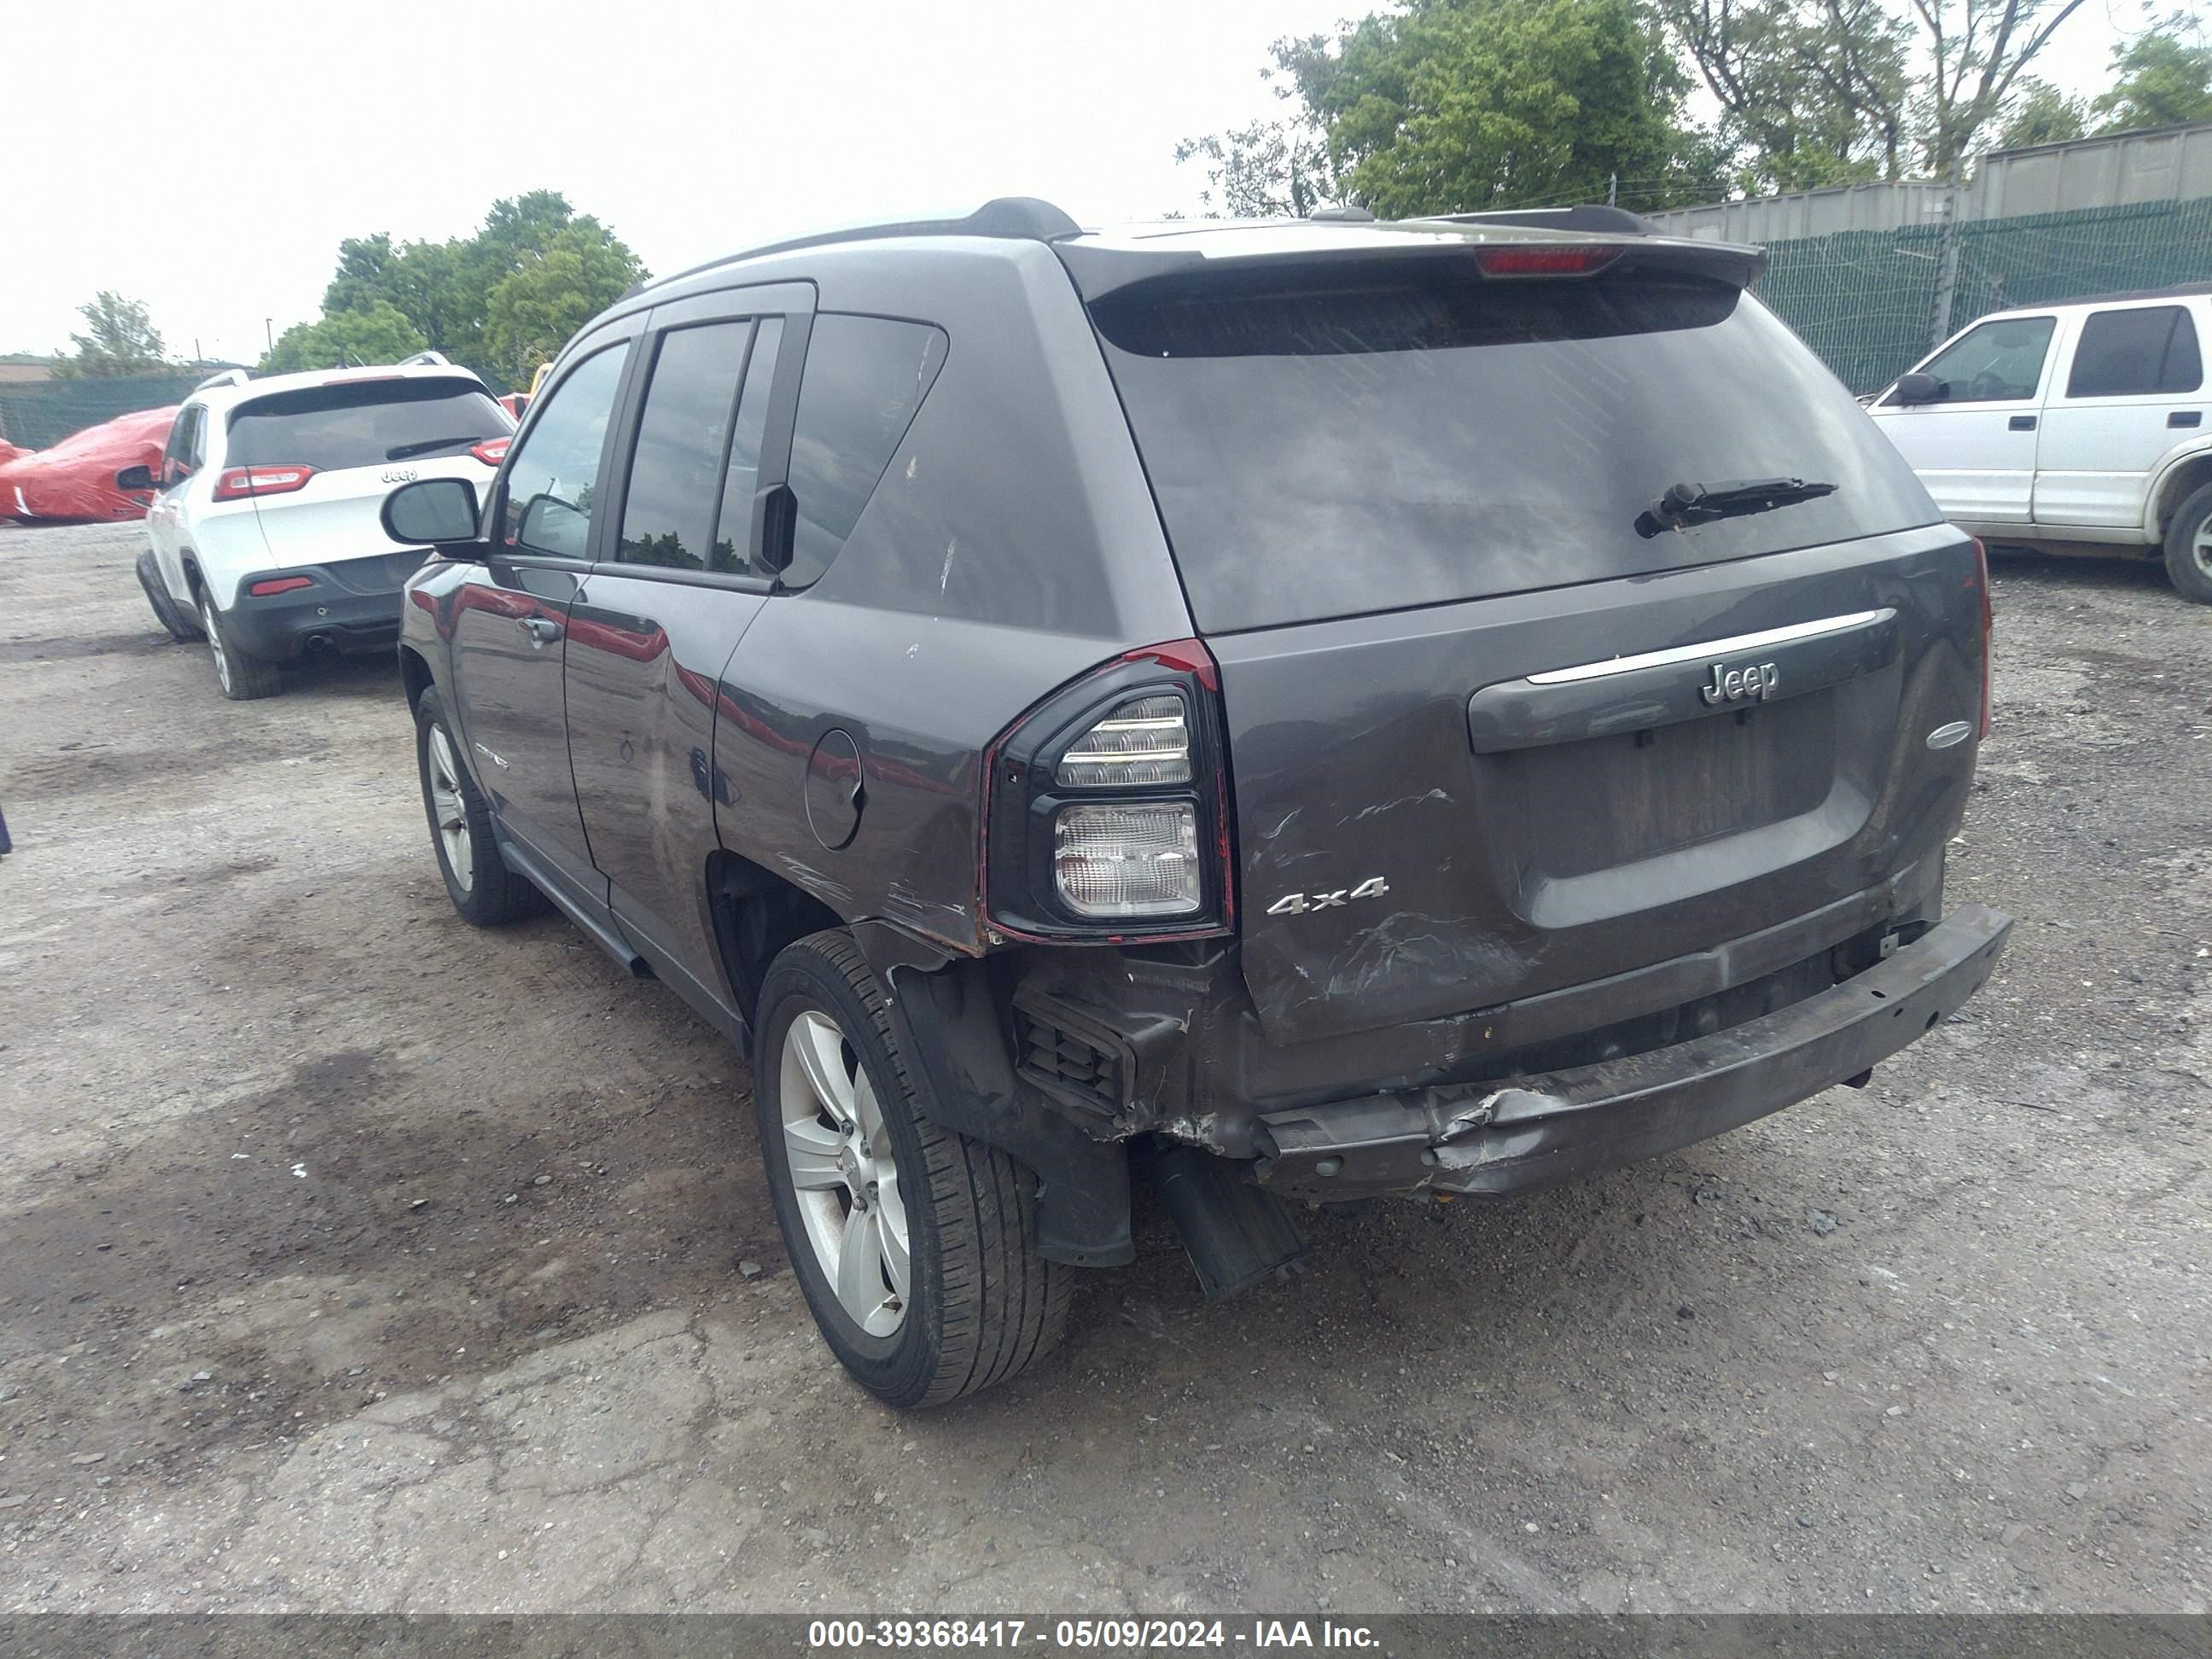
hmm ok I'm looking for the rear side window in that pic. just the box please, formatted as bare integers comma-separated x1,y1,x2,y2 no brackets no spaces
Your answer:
1093,269,1937,632
618,321,753,572
714,318,783,573
226,377,509,471
783,315,947,588
2065,306,2203,398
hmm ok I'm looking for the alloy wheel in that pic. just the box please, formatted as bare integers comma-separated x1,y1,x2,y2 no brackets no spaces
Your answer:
426,725,474,892
777,1009,911,1336
201,597,232,695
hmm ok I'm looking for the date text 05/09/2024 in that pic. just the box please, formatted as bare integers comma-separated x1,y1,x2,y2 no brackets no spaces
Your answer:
805,1619,1381,1650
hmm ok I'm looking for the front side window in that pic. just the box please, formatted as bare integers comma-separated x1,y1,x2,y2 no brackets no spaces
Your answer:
160,405,202,489
617,321,754,572
2065,305,2203,399
783,314,947,588
501,345,628,559
1903,315,2057,405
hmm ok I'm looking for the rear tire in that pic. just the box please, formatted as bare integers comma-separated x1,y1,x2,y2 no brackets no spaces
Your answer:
2163,481,2212,605
755,930,1072,1407
414,687,548,925
137,551,198,643
198,591,283,701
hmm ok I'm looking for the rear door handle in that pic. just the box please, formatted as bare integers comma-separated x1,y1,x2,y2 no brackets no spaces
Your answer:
517,617,562,646
2171,410,2202,428
2008,415,2037,431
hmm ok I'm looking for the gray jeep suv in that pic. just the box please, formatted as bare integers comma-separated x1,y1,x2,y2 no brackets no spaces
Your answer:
381,199,2011,1406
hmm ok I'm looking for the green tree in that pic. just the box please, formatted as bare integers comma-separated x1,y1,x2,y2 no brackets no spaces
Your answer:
2093,21,2212,132
1997,76,2087,146
1663,0,2087,184
1174,116,1342,217
51,291,166,378
1181,0,1724,218
483,221,647,387
259,301,427,375
1661,0,1910,189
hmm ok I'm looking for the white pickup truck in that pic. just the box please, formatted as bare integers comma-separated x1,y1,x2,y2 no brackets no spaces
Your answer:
1867,282,2212,603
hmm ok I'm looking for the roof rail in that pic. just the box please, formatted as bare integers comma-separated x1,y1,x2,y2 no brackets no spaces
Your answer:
192,368,251,393
1426,204,1660,235
646,196,1084,294
396,350,451,366
1307,205,1375,222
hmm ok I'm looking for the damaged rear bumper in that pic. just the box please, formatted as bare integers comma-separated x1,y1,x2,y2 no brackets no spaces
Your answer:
1250,903,2011,1202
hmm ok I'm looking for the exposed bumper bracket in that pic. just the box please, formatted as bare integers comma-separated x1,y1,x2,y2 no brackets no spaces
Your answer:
1253,905,2012,1202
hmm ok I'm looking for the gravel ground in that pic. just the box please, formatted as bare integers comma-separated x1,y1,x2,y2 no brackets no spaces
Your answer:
0,520,2206,1615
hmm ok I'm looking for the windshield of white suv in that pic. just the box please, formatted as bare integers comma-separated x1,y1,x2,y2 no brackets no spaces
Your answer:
1091,269,1938,631
226,378,509,472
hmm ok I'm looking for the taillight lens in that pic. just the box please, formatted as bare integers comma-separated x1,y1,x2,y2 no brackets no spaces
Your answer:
1054,802,1202,918
1475,244,1622,276
471,437,510,466
1055,694,1191,788
212,464,315,501
247,575,314,597
1973,537,1994,739
981,637,1233,942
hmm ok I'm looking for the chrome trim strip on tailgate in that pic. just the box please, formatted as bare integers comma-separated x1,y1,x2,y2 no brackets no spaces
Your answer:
1526,608,1895,684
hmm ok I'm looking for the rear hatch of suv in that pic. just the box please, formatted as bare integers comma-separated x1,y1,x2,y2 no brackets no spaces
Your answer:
1072,227,1988,1045
222,375,511,570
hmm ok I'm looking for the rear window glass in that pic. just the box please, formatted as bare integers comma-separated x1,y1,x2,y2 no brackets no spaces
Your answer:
2066,305,2203,398
226,377,509,472
1091,269,1938,631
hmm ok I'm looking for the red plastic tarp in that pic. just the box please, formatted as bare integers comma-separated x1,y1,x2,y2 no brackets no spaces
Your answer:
0,406,176,524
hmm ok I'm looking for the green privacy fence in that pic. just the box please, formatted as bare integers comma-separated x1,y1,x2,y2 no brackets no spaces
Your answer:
1758,198,2212,395
0,372,206,450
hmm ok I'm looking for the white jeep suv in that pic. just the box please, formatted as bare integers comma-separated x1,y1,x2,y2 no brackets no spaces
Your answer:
135,357,515,698
1867,283,2212,603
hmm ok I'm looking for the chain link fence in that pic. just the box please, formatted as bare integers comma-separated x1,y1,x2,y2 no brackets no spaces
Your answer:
1756,198,2212,394
0,373,205,450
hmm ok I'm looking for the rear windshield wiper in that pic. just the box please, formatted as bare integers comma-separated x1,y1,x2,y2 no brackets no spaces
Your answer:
1637,477,1837,538
385,435,485,461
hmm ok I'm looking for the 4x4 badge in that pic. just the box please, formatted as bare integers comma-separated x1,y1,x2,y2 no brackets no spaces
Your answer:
1266,876,1390,917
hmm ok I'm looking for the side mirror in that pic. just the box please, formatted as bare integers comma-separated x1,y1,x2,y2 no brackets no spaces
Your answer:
114,464,155,492
1892,371,1944,406
383,476,480,549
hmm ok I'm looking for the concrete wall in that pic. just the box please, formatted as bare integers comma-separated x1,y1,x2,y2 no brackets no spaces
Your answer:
1644,120,2212,243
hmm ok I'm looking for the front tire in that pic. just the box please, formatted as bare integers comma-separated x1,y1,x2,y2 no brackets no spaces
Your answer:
199,591,283,700
2163,480,2212,605
137,551,199,643
755,930,1071,1407
414,687,547,925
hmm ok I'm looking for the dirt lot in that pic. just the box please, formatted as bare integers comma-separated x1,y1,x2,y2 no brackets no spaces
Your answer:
0,519,2207,1615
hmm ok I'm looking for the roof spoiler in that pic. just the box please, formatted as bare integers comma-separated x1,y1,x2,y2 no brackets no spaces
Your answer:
1057,218,1765,302
1423,205,1662,236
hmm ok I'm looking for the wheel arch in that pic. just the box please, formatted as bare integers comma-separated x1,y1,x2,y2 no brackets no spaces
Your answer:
2151,449,2212,539
399,644,435,713
705,850,845,1042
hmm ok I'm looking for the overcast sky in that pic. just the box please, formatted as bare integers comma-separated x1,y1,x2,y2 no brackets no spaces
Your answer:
2,0,2141,363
